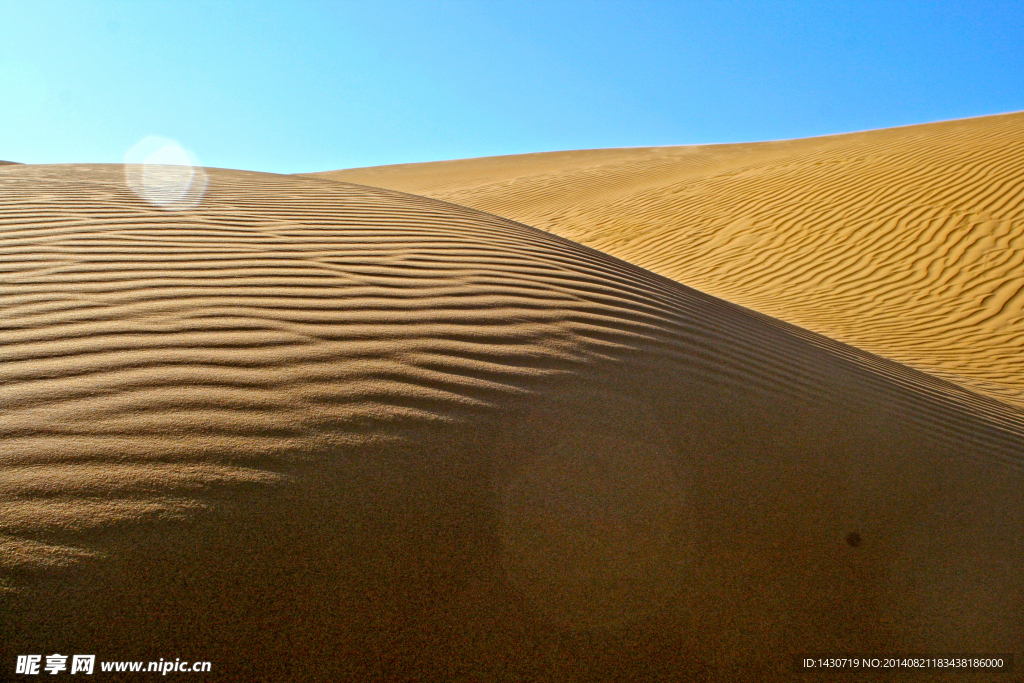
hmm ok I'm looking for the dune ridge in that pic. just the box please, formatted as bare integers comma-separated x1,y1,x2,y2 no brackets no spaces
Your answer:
313,112,1024,409
1,163,1022,680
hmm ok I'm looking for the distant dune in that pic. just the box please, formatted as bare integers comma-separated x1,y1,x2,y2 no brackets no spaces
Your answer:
0,161,20,165
313,112,1024,409
1,162,1022,681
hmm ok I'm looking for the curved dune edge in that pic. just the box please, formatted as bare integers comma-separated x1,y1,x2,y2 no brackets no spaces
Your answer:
1,164,1022,681
311,112,1024,410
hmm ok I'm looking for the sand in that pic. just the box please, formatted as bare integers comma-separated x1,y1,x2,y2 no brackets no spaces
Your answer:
314,112,1024,410
0,145,1021,681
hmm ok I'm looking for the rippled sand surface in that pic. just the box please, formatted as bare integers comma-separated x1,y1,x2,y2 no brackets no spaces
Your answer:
1,162,1021,681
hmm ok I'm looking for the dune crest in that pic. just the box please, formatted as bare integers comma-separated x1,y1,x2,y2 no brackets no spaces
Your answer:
1,164,1022,680
313,112,1024,409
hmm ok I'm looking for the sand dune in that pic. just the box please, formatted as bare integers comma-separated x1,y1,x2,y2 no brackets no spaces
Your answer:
1,162,1021,680
313,112,1024,410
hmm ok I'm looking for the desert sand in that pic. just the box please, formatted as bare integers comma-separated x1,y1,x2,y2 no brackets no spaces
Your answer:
0,123,1021,681
315,112,1024,410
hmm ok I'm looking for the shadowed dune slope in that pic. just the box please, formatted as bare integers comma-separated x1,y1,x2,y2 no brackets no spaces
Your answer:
0,161,20,166
1,164,1022,681
313,112,1024,409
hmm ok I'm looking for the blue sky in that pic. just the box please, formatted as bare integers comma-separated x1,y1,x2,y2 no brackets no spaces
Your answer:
1,1,1021,174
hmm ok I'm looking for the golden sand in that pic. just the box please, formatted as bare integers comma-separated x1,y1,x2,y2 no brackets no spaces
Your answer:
0,138,1021,680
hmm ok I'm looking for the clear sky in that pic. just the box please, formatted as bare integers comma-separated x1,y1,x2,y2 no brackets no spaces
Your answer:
1,1,1021,174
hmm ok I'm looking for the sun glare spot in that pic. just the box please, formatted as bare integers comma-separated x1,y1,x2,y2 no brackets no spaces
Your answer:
124,136,208,210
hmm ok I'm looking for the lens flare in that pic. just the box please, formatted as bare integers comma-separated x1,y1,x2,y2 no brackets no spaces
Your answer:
124,136,208,210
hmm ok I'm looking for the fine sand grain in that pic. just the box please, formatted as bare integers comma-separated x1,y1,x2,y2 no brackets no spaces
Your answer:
314,112,1024,410
1,162,1022,681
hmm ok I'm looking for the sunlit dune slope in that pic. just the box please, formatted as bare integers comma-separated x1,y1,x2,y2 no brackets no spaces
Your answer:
313,112,1024,408
1,164,1022,681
